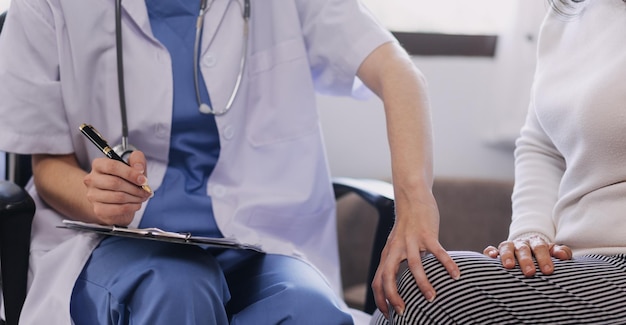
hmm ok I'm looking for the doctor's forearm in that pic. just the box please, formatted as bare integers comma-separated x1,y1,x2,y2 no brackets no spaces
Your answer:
361,42,460,315
357,42,435,205
32,154,98,223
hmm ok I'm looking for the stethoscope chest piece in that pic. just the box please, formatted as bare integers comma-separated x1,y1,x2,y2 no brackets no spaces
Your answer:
112,143,137,163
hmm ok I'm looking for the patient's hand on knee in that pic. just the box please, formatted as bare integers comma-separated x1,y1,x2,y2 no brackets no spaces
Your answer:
483,237,572,277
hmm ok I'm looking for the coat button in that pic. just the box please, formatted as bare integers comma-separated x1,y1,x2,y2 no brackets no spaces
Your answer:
155,124,169,139
203,54,217,68
212,185,226,198
223,125,235,140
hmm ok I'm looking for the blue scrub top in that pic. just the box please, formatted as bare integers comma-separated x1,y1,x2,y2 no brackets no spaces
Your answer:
139,0,222,239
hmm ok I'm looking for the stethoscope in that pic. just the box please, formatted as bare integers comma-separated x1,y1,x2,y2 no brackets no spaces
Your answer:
113,0,250,159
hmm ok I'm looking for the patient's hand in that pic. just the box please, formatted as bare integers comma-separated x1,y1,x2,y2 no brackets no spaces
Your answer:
83,150,152,226
483,236,572,277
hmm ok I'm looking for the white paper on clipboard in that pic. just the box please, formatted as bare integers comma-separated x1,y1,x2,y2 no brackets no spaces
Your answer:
59,220,263,252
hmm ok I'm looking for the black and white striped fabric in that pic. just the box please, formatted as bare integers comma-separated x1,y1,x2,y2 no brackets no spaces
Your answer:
371,251,626,325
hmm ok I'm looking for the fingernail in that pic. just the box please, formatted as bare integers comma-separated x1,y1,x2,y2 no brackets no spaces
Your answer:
425,291,436,302
132,163,145,174
395,306,405,317
505,258,513,266
453,271,461,280
525,266,534,274
144,185,154,198
138,175,148,186
542,265,552,273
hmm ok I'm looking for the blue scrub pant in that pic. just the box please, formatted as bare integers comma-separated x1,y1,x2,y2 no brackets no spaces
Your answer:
70,237,353,324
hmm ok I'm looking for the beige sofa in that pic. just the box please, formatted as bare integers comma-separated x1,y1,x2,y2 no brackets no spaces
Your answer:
336,177,514,311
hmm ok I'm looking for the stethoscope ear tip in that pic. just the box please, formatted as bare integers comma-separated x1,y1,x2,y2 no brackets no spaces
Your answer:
199,103,212,114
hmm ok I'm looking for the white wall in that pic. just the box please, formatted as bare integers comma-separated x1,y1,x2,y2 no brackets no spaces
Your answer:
319,1,546,182
318,56,519,182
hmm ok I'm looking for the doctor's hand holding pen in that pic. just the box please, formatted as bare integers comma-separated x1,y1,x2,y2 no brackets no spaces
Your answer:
78,123,152,226
83,150,152,227
31,149,152,229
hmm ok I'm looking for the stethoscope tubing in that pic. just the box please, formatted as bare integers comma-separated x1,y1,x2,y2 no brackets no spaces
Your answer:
114,0,131,155
195,0,250,115
113,0,250,156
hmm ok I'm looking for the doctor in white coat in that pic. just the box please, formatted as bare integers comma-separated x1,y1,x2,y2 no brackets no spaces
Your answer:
0,0,460,323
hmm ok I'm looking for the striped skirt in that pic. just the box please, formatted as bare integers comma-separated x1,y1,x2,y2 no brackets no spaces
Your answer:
371,251,626,325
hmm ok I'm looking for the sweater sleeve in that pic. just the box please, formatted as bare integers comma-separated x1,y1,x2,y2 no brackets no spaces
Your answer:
508,94,565,242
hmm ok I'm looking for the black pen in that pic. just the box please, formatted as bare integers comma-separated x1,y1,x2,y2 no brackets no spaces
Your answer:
79,123,153,195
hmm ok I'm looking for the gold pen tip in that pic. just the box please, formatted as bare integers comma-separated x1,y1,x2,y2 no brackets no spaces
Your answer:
142,185,153,196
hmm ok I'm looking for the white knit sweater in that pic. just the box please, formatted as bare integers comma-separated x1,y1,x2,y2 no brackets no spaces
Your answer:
509,0,626,256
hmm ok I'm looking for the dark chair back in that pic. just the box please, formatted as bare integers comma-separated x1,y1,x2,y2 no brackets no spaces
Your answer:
0,10,36,325
5,154,32,188
0,181,34,325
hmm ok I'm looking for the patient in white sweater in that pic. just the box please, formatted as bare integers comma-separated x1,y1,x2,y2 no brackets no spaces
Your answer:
372,0,626,324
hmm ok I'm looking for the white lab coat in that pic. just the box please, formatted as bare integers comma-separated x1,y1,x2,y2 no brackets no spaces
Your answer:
0,0,393,323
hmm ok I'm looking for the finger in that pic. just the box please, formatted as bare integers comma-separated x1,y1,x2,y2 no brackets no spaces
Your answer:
89,157,151,199
380,256,405,317
498,241,517,268
483,245,499,258
371,271,390,319
85,171,149,199
127,151,153,197
429,244,460,280
514,240,536,277
92,157,148,189
91,202,141,226
371,246,392,318
372,243,395,318
403,236,442,303
405,252,436,304
87,185,149,205
128,151,147,175
551,244,573,261
529,237,553,274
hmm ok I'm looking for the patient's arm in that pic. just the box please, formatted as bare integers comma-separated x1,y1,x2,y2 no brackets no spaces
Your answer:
32,152,151,226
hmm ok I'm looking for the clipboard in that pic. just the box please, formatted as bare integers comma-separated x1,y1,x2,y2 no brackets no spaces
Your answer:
59,220,264,252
